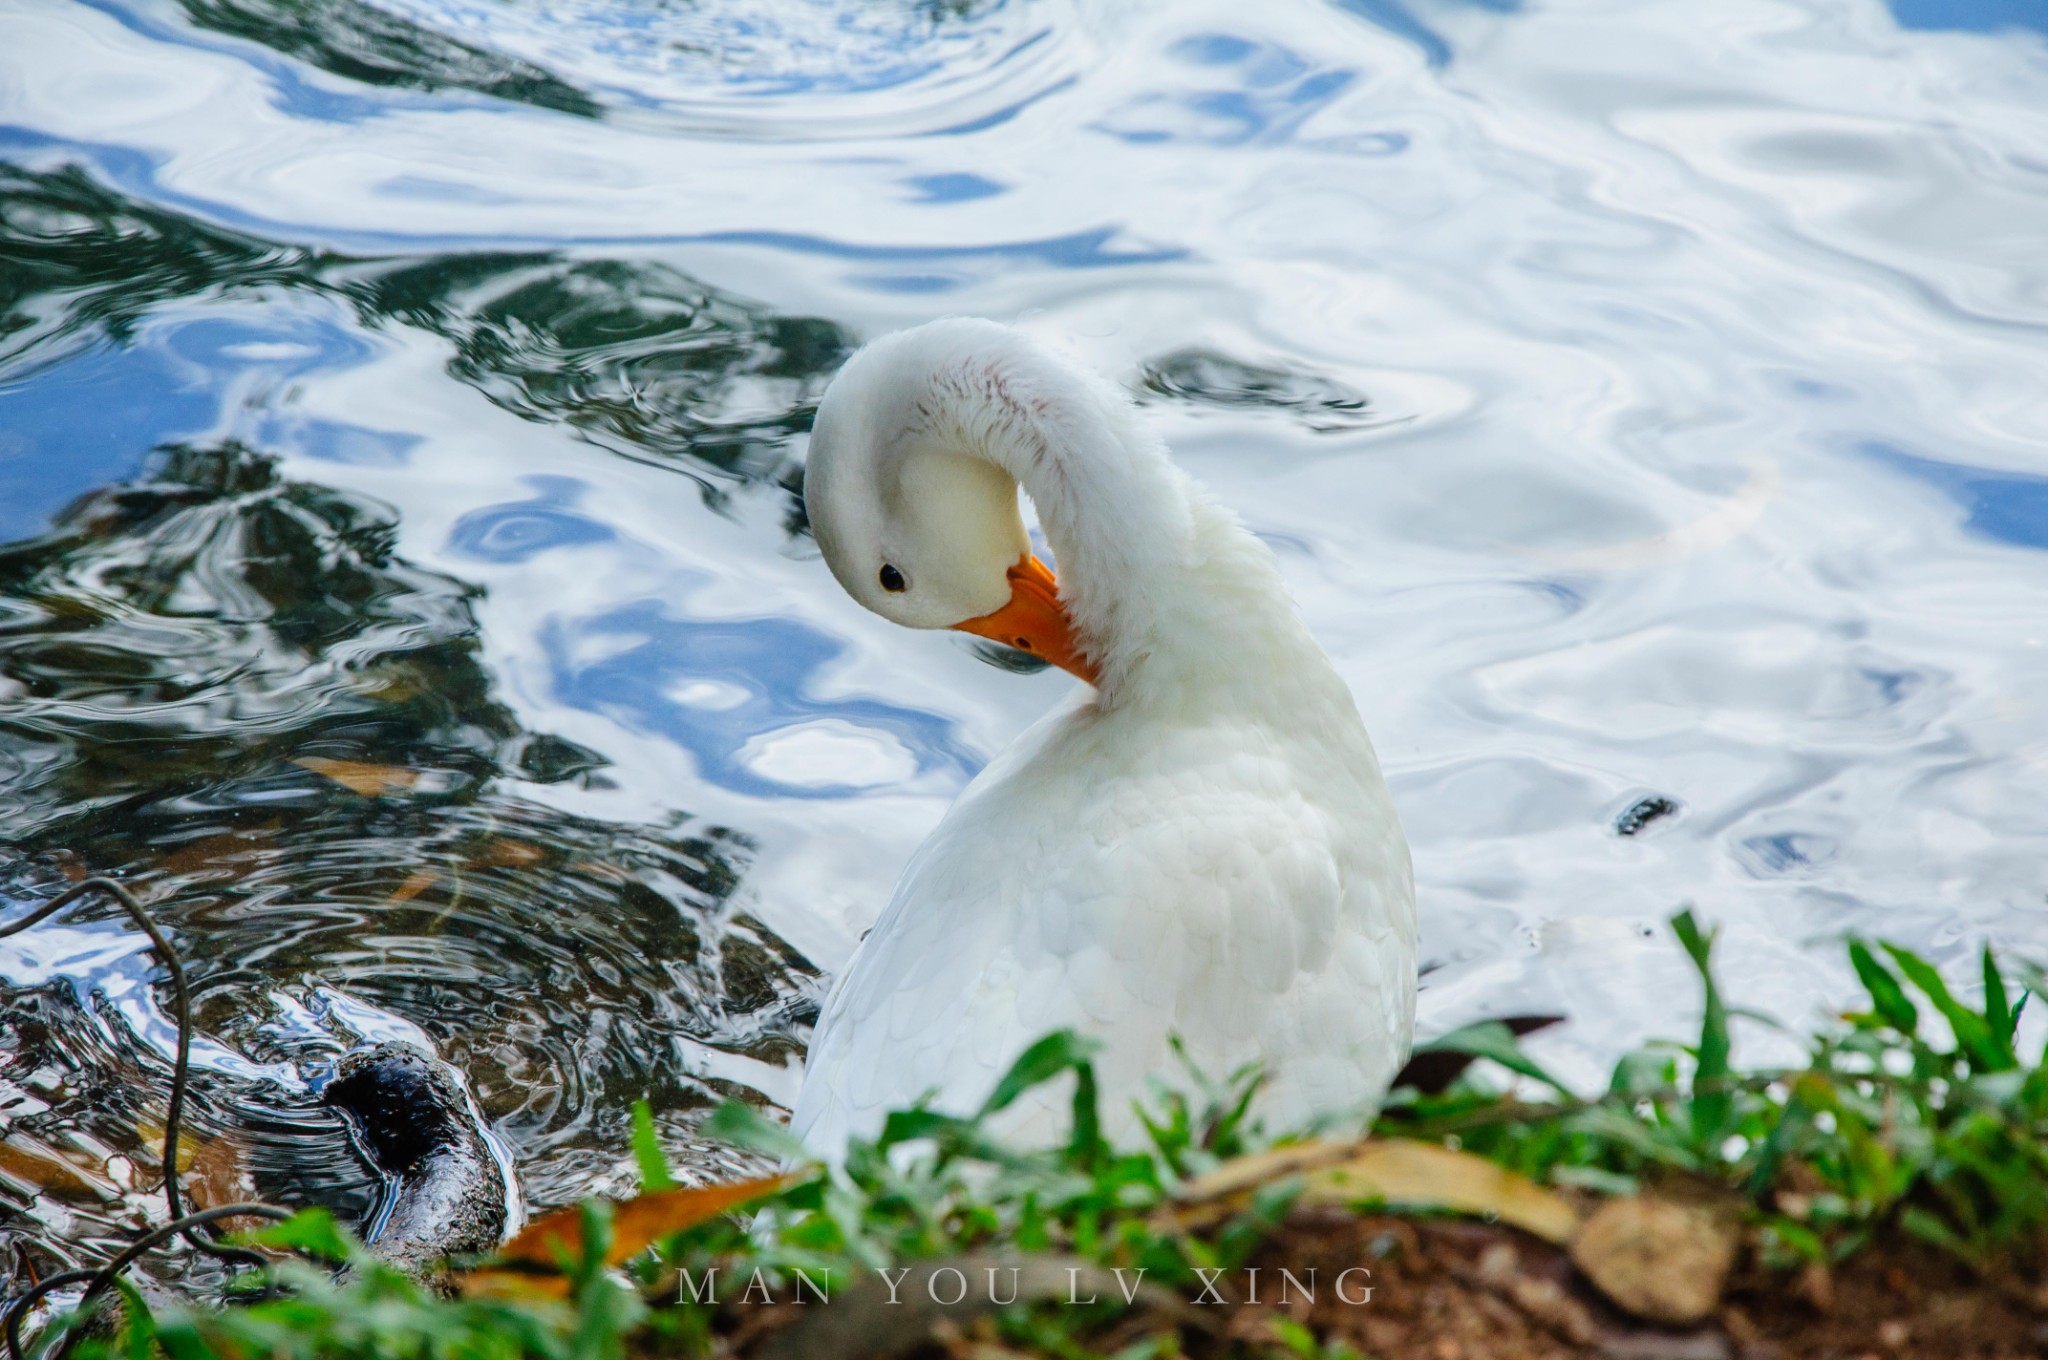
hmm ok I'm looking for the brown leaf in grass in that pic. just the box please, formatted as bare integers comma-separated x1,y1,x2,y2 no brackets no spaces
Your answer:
460,1175,792,1301
490,1175,789,1276
457,1269,572,1302
1176,1140,1363,1202
1302,1141,1581,1244
294,757,420,798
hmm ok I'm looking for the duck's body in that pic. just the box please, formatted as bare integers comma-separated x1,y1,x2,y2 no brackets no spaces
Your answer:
791,320,1414,1154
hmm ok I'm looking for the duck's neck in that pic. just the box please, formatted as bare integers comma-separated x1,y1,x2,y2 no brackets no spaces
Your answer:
927,335,1309,710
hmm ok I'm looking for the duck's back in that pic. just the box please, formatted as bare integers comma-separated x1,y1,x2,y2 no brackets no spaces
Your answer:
791,682,1414,1156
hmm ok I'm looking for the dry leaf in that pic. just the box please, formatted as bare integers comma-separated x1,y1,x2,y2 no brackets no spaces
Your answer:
477,838,544,868
387,868,441,904
1180,1139,1579,1245
186,1135,250,1205
294,757,421,798
1177,1140,1362,1202
1302,1141,1580,1244
501,1176,790,1267
461,1175,790,1298
457,1269,573,1302
157,824,279,880
0,1140,100,1195
184,1136,269,1235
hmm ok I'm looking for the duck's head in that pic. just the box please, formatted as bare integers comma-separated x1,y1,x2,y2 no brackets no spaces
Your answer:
803,323,1100,685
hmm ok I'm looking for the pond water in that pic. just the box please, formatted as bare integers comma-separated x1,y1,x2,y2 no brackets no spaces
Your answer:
3,0,2047,1292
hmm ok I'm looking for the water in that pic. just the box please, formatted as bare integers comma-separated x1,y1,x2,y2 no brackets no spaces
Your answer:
3,0,2047,1291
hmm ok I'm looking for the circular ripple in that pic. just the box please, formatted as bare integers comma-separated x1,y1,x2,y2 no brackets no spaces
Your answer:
372,0,1092,137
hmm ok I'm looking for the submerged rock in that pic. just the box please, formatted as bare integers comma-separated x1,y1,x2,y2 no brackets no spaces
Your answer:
324,1043,516,1281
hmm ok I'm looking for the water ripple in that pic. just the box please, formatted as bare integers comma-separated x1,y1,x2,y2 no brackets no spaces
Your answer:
5,0,2048,1293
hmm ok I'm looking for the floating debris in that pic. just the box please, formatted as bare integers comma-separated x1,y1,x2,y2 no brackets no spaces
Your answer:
1614,795,1679,837
1138,349,1381,434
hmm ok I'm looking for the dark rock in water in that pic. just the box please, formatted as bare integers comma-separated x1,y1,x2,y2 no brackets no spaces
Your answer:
1614,795,1679,837
324,1044,514,1280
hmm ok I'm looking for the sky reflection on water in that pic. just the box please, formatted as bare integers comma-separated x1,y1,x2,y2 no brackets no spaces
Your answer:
2,0,2046,1288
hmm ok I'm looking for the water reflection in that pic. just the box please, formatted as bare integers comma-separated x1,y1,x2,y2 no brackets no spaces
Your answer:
1093,33,1358,146
177,0,603,117
0,433,811,1282
5,0,2048,1306
0,441,521,839
359,0,1081,135
1139,348,1384,433
1888,0,2048,38
142,0,1093,139
399,257,849,501
1865,442,2048,552
0,161,322,373
0,868,383,1286
0,160,853,535
543,600,980,799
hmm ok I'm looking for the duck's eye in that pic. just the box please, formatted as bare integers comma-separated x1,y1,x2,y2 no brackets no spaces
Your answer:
879,564,907,592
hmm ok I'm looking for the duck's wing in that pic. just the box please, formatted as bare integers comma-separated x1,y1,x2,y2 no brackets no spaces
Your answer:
790,759,1411,1157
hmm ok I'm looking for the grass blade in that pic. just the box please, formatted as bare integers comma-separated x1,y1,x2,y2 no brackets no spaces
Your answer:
1849,941,1918,1034
1984,947,2016,1051
1883,944,2006,1072
1412,1020,1573,1097
631,1098,676,1192
1671,910,1732,1151
979,1030,1103,1118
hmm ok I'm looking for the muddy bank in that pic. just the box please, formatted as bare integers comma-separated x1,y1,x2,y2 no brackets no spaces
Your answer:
712,1211,2047,1360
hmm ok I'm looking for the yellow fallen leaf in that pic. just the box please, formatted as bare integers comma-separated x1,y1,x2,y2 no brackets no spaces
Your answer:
1180,1139,1579,1245
135,1115,194,1174
1301,1140,1580,1244
1175,1140,1361,1202
293,757,420,798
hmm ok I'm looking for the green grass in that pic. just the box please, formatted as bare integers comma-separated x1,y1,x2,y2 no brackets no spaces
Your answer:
1389,913,2048,1273
30,916,2048,1360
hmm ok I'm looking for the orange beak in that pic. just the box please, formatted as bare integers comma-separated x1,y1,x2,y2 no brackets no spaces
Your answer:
951,555,1099,686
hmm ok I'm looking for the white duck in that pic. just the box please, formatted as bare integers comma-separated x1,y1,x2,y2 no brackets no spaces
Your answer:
791,318,1414,1156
